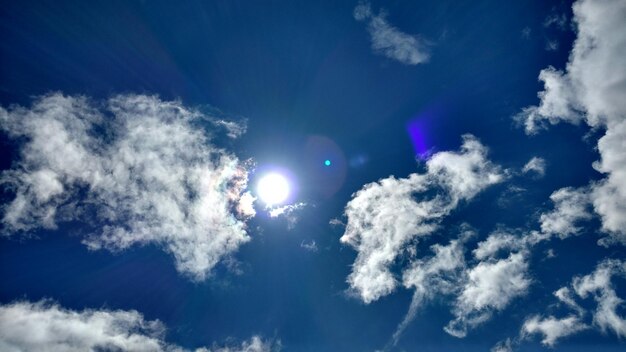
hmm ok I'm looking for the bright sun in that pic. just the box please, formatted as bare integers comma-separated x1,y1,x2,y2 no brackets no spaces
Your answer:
257,173,290,206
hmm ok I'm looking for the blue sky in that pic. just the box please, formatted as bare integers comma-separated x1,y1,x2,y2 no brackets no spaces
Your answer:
1,0,625,351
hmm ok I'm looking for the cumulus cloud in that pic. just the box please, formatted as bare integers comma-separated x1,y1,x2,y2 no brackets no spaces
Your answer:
353,1,430,65
521,157,546,177
0,93,255,280
516,0,626,244
340,135,503,304
446,252,531,338
0,300,277,352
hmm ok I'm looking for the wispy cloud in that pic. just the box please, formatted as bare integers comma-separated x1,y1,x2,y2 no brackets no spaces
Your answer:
522,315,587,347
543,12,568,30
521,156,546,177
0,300,279,352
268,202,306,230
340,135,503,304
300,239,318,252
497,259,626,350
0,94,255,280
353,1,430,65
539,187,593,239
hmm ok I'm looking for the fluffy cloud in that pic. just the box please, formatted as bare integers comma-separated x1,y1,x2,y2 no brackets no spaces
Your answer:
538,187,593,239
0,300,276,352
573,259,626,337
446,252,531,338
500,259,626,350
592,121,626,243
522,315,587,347
521,157,546,177
353,1,430,65
473,231,526,260
340,135,503,303
0,93,255,280
516,0,626,244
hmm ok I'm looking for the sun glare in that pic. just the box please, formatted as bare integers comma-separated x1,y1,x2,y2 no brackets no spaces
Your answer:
257,173,290,206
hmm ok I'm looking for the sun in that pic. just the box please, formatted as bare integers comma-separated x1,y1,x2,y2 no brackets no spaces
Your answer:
257,173,290,206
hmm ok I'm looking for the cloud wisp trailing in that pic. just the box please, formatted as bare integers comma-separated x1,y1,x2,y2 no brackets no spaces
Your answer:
0,300,278,352
353,1,430,65
0,93,256,280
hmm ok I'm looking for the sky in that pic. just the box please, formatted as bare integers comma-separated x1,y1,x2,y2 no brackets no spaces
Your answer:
0,0,625,351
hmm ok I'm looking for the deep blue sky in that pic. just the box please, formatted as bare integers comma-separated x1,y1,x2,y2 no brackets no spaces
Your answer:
1,0,625,351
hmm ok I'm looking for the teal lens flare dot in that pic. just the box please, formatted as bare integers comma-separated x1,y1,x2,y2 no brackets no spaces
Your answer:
324,159,331,166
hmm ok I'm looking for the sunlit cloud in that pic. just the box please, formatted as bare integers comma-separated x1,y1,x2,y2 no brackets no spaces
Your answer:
0,93,254,280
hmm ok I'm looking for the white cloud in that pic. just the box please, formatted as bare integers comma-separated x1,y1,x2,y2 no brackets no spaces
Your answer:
539,187,592,239
592,120,626,244
340,135,503,304
0,300,276,352
268,202,305,218
521,157,546,177
473,231,525,260
545,40,559,51
212,119,248,139
268,202,306,230
353,1,430,65
208,336,276,352
446,252,531,338
522,315,587,347
573,259,626,338
391,235,468,347
300,239,318,252
0,93,255,280
554,287,584,315
491,338,514,352
515,68,581,134
516,0,626,244
513,259,626,349
544,13,568,30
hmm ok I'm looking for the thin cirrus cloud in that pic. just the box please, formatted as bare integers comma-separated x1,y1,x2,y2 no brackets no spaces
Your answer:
0,300,277,352
515,0,626,245
0,93,256,281
353,1,430,65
